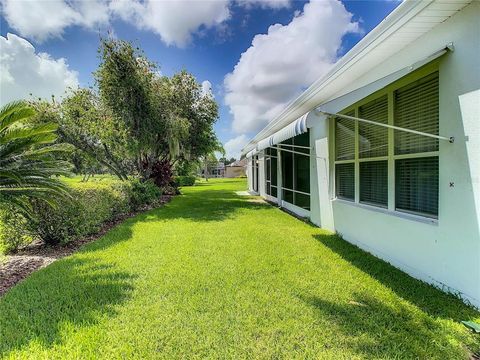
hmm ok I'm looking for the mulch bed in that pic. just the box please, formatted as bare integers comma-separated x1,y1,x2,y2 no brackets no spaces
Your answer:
0,195,172,297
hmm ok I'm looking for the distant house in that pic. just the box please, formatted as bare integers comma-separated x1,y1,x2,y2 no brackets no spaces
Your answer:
243,1,480,307
200,161,225,178
225,159,247,178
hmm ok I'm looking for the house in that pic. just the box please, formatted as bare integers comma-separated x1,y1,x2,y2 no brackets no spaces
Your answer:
225,159,247,178
242,1,480,307
200,161,225,178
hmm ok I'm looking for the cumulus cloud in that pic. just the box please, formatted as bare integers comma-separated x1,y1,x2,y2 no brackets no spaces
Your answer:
224,0,359,134
0,0,110,42
224,134,249,159
1,0,231,47
110,0,230,47
0,33,79,106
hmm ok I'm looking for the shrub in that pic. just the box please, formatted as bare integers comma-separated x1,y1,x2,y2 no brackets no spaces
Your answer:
0,207,33,254
0,178,165,253
174,175,196,187
31,181,132,245
128,179,163,211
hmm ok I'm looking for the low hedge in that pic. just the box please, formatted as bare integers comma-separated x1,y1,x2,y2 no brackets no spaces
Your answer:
174,175,196,187
0,178,163,252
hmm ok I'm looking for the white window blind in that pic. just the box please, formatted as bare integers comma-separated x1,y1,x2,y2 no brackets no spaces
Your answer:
335,111,355,161
395,157,438,217
394,72,439,155
334,70,440,218
359,95,388,158
335,163,355,200
360,161,388,207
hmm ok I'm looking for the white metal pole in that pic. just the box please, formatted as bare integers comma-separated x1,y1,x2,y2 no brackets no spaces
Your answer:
317,110,454,143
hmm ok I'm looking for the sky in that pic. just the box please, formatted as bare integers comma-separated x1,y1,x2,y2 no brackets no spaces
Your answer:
0,0,401,159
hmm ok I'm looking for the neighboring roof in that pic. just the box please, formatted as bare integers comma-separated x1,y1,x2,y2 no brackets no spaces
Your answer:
242,0,472,155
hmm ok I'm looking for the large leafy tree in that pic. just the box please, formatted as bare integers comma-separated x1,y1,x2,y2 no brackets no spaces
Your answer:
95,38,220,186
0,101,71,217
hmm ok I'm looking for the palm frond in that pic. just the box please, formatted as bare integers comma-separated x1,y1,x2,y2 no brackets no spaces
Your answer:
0,101,72,217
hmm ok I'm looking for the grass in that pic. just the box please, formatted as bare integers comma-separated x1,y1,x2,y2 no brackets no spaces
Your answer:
60,174,120,185
0,178,478,359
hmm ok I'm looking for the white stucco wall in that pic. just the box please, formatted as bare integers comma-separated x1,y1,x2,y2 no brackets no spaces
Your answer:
309,2,480,307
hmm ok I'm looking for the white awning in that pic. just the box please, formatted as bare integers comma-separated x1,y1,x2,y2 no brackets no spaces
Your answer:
317,44,452,114
270,113,308,146
256,137,272,152
245,150,256,158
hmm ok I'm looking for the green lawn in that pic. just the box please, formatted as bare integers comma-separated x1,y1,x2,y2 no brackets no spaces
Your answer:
1,178,478,359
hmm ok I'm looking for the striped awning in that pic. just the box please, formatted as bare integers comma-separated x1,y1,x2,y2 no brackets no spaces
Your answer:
255,113,309,153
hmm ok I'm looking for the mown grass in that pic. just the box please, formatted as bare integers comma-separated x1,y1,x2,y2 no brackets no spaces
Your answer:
0,178,478,359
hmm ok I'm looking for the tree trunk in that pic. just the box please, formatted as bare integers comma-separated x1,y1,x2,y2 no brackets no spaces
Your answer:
204,158,209,182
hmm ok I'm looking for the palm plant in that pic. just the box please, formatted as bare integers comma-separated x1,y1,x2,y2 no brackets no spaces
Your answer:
0,101,71,217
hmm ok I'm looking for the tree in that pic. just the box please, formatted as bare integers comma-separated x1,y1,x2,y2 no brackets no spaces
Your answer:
0,101,71,217
59,89,131,180
95,38,220,187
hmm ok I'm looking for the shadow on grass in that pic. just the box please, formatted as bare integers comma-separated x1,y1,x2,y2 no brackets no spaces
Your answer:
0,256,136,357
313,234,479,321
298,292,476,358
0,180,256,356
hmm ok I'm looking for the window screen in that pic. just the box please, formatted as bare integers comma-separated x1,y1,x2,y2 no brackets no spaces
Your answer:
394,72,439,155
294,153,310,193
271,157,278,187
359,95,388,158
395,157,438,217
360,161,388,207
335,163,354,200
281,149,293,189
335,112,355,160
280,132,310,210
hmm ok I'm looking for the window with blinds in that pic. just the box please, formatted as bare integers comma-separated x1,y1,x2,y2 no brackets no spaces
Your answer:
336,163,354,200
335,112,355,161
394,72,439,155
334,69,439,218
395,157,438,217
359,95,388,158
360,161,388,207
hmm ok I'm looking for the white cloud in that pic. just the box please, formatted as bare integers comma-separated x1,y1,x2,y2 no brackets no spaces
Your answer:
0,0,110,42
223,134,249,159
0,33,79,106
236,0,290,9
111,0,230,47
224,0,359,134
201,80,213,97
1,0,230,47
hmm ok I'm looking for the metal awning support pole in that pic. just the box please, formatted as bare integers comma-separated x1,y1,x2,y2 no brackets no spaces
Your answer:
271,146,327,160
317,110,454,143
276,143,312,150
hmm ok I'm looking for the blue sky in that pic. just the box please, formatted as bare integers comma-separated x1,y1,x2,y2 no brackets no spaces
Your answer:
0,0,400,158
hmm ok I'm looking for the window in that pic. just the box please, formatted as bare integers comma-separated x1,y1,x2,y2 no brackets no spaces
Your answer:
334,111,355,201
358,96,388,207
265,148,278,197
360,161,388,207
394,72,439,216
334,71,439,218
280,131,310,210
336,163,354,200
